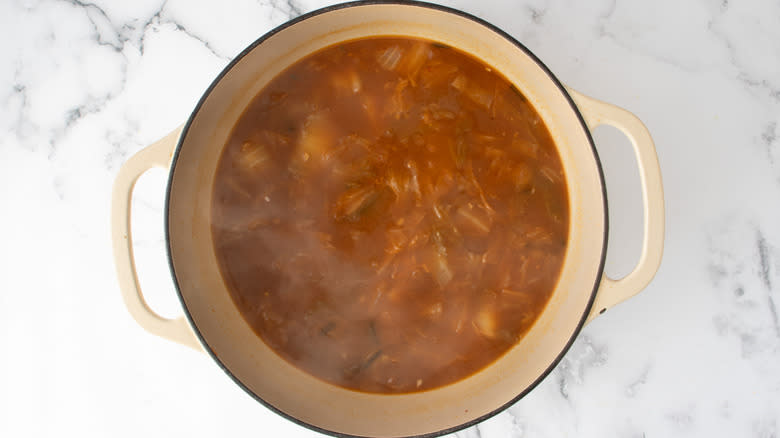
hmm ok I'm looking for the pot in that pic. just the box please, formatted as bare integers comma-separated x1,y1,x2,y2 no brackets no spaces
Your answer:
111,2,664,437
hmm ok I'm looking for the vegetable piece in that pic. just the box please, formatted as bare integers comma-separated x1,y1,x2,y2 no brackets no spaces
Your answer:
483,145,506,164
298,112,337,163
420,60,458,89
501,289,534,308
473,305,498,338
224,177,252,199
385,171,403,196
327,134,371,163
317,232,335,249
334,185,381,221
422,104,457,127
455,204,491,235
370,286,385,310
350,70,362,93
463,164,496,216
421,104,458,132
432,252,453,288
386,228,408,254
452,302,468,333
387,79,411,119
378,45,402,70
283,100,318,122
451,134,468,169
344,349,383,379
306,59,327,72
525,226,555,246
450,75,468,91
361,94,380,130
451,74,494,109
523,248,555,285
426,302,443,319
512,162,535,192
539,166,561,183
334,185,394,223
511,133,539,159
431,229,447,258
330,69,362,94
235,140,269,172
405,160,422,200
397,41,431,82
430,220,461,256
378,42,432,82
433,109,456,120
257,91,288,113
429,171,456,204
327,136,377,187
546,196,566,225
473,132,499,144
420,111,438,131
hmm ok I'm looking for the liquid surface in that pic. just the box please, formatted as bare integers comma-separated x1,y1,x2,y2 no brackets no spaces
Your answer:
211,38,569,393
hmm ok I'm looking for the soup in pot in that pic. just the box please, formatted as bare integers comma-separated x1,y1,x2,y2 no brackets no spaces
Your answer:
211,37,569,393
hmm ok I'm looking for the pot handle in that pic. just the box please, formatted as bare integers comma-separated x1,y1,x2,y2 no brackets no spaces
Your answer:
567,88,665,323
111,126,201,350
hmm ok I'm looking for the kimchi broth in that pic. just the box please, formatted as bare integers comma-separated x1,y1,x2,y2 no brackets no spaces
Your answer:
211,37,569,393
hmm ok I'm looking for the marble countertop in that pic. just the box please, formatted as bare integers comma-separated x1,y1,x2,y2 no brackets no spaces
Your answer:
2,0,779,436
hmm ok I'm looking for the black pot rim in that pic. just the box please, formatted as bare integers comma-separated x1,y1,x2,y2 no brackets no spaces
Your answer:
164,1,608,437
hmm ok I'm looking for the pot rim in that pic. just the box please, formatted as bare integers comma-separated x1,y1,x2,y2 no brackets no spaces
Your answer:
164,1,609,437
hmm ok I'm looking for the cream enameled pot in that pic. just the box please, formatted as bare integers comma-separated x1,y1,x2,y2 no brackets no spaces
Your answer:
111,2,664,437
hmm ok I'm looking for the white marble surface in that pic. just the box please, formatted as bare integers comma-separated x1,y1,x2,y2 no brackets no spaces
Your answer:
1,0,779,436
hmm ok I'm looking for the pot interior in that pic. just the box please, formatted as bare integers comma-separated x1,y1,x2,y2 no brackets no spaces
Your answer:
167,3,606,437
